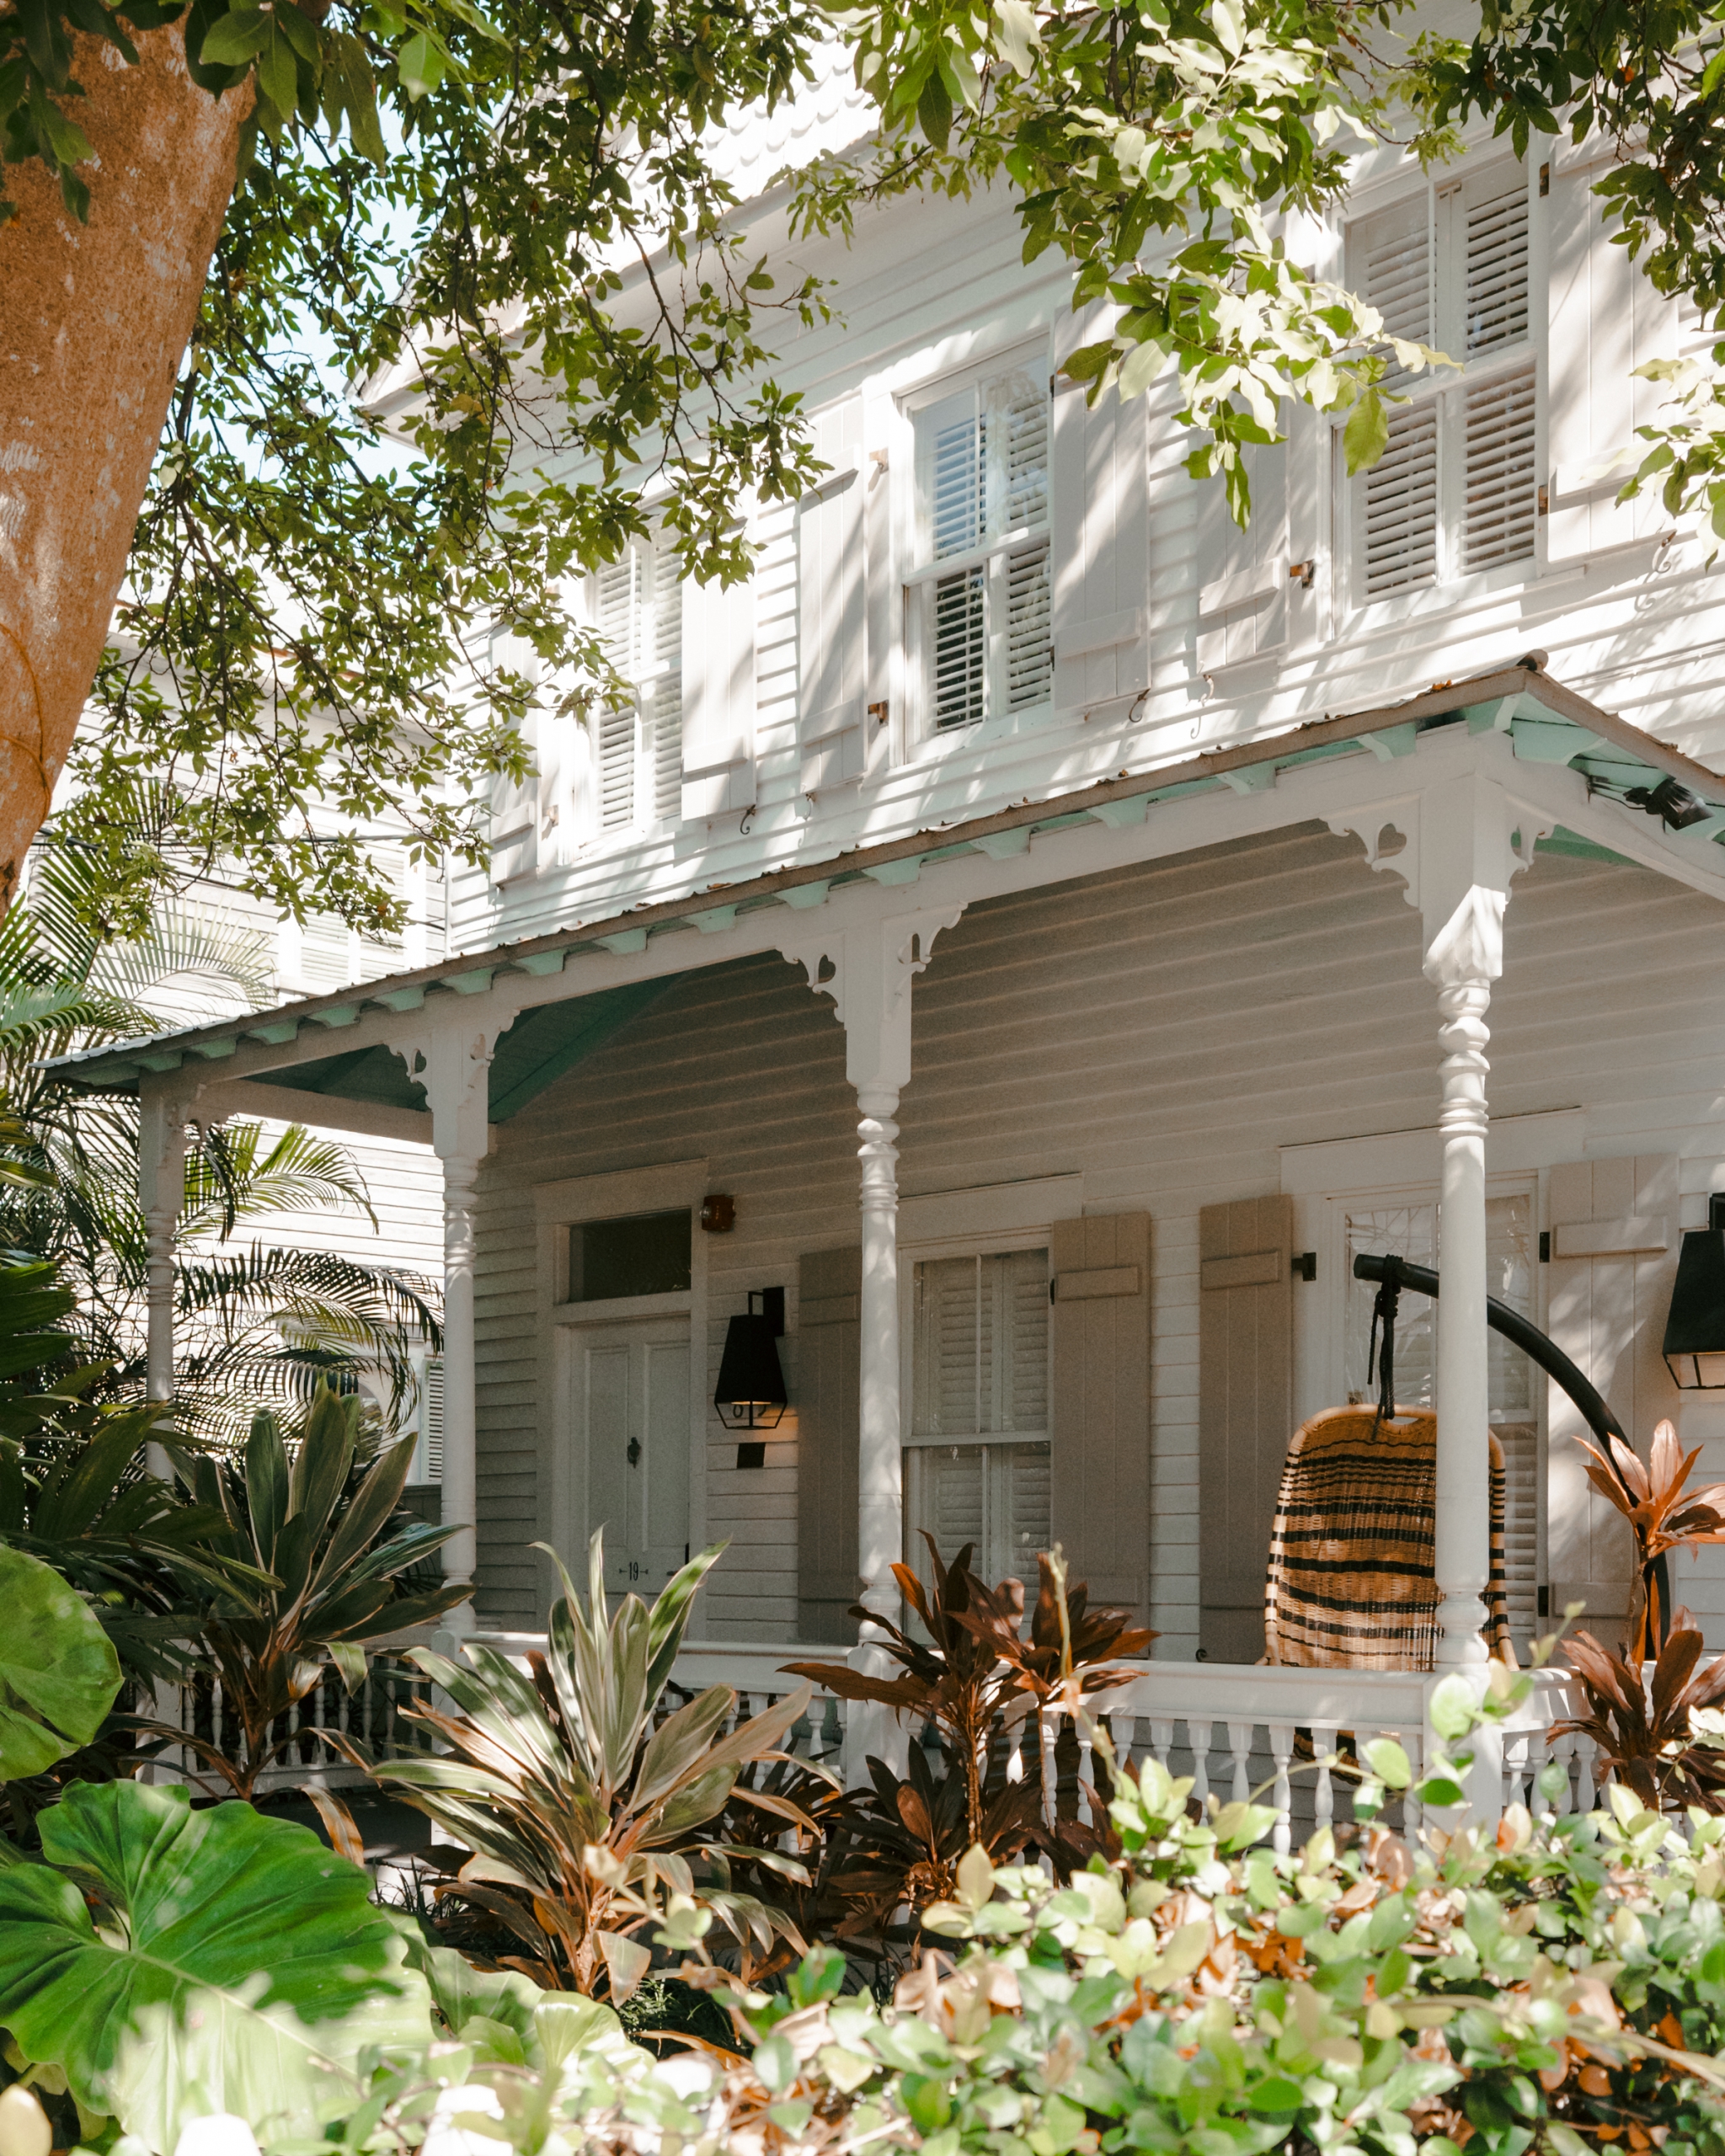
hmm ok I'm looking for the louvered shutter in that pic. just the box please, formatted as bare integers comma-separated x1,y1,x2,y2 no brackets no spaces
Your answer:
1049,1213,1151,1616
1198,1196,1293,1664
681,570,756,820
1546,140,1679,562
1050,306,1151,720
649,555,683,824
300,910,353,990
796,1246,861,1642
999,375,1053,712
596,554,642,832
1459,168,1537,574
798,397,866,795
1354,195,1439,595
414,1356,445,1483
1196,443,1288,671
357,842,408,979
1546,1156,1680,1630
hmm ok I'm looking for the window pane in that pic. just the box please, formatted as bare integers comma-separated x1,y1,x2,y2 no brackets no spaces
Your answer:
1345,1203,1438,1408
903,1438,1049,1597
1362,403,1439,596
912,1250,1049,1439
932,568,986,729
1465,179,1530,355
1461,364,1538,574
569,1209,692,1301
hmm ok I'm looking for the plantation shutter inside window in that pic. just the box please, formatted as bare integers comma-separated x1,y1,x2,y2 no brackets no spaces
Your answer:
1049,1213,1151,1616
798,397,867,794
1546,139,1680,562
796,1246,862,1642
1050,307,1150,718
1197,1196,1293,1665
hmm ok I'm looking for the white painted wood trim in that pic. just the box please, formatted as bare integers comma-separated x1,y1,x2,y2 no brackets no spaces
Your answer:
531,1157,708,1226
1279,1108,1586,1195
897,1173,1083,1244
1551,1214,1670,1257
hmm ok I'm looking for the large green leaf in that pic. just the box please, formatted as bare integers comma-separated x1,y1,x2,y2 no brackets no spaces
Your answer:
0,1781,431,2152
0,1542,120,1776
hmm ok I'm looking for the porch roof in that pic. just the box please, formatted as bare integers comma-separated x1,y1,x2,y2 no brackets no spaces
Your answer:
42,656,1725,1124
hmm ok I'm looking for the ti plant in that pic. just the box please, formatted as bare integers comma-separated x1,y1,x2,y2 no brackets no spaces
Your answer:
143,1383,467,1803
786,1538,1152,1871
372,1530,825,2001
1554,1609,1725,1815
1574,1417,1725,1662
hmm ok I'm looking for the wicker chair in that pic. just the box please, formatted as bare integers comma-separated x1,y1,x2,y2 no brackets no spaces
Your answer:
1262,1405,1514,1669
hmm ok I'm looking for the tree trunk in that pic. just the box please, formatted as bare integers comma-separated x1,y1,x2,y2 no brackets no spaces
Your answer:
0,26,248,914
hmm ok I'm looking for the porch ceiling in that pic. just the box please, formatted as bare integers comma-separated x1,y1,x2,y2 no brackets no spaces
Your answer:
42,656,1725,1121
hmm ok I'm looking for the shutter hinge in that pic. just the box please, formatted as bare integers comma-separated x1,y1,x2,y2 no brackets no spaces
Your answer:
1537,1583,1550,1615
1540,162,1551,196
1293,1251,1317,1281
868,700,889,727
1537,483,1550,515
1539,1230,1551,1262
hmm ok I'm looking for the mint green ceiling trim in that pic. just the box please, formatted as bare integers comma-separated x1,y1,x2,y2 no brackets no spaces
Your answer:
244,978,670,1123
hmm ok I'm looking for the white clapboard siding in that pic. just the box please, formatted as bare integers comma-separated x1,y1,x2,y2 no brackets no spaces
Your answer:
467,783,1725,1650
798,397,867,792
1051,305,1150,718
1546,135,1681,563
1547,1155,1681,1624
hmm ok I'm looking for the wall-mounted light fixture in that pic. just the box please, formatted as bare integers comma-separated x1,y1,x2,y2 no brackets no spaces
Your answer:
1664,1194,1725,1389
714,1287,788,1434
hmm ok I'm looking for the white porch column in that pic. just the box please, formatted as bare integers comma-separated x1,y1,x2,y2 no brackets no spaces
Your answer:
406,1021,497,1629
137,1081,187,1478
784,905,963,1776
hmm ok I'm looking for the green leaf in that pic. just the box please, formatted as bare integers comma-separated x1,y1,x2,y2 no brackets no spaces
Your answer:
916,67,952,151
0,1781,430,2151
396,30,446,99
196,7,273,66
1428,1674,1479,1742
1363,1737,1413,1789
1249,2077,1306,2113
0,1543,120,1776
1343,387,1390,475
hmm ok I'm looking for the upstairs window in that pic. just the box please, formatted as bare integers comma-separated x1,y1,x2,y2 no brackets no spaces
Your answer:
909,365,1052,733
1348,163,1537,600
594,540,682,836
904,1246,1050,1594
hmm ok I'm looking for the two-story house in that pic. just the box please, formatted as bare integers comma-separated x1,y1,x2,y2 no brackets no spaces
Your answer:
51,56,1725,1809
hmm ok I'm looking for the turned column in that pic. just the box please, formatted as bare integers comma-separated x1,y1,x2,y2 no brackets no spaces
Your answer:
855,1084,904,1649
438,1150,480,1611
137,1083,187,1477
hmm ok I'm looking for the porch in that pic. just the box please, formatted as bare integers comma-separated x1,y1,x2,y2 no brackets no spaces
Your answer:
58,656,1725,1825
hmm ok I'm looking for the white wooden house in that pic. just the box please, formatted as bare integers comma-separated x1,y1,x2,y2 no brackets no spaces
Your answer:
51,71,1725,1814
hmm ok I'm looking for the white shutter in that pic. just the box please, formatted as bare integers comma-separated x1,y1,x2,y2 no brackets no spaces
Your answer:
681,571,756,820
596,554,641,833
798,396,866,793
1196,440,1288,671
414,1356,445,1483
1001,373,1052,710
649,557,683,825
1354,196,1439,596
1546,138,1679,562
1051,304,1151,719
300,910,353,990
1459,170,1537,574
356,842,407,980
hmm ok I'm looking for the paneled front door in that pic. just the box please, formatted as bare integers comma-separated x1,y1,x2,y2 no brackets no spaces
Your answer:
568,1318,691,1595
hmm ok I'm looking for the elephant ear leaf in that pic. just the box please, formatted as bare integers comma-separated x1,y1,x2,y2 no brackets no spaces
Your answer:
0,1543,120,1777
0,1781,431,2152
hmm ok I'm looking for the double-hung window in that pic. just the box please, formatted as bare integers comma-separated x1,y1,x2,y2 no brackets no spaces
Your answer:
904,1247,1051,1593
908,365,1052,734
1347,162,1538,600
593,539,682,836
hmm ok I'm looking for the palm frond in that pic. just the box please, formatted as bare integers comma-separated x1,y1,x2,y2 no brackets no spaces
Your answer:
181,1120,377,1242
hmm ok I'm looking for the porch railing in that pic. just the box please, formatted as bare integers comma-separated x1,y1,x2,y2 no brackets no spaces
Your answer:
151,1631,1604,1844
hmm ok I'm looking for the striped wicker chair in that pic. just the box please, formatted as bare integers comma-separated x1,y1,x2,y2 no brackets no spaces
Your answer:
1262,1406,1514,1669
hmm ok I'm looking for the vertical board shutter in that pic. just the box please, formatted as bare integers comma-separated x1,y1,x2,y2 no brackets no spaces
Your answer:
1050,307,1151,720
1546,141,1678,562
1546,1155,1680,1623
1195,444,1288,672
796,1246,862,1643
1197,1196,1293,1664
1049,1213,1151,1616
681,570,756,819
798,397,866,794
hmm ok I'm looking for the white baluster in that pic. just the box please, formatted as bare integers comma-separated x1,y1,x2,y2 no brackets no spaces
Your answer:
1076,1718,1095,1825
1402,1727,1423,1838
1188,1719,1213,1806
1228,1721,1254,1802
1040,1707,1059,1828
1267,1722,1295,1856
1149,1718,1174,1769
1314,1730,1335,1829
1109,1711,1136,1778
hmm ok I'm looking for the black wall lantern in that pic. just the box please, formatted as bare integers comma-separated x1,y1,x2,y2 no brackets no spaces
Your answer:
714,1287,788,1434
1664,1195,1725,1390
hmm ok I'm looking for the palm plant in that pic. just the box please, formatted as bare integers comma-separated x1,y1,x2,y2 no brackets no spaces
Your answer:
371,1531,822,2001
140,1384,467,1802
0,824,441,1431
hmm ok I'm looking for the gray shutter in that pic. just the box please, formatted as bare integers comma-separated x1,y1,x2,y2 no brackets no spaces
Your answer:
1546,139,1678,563
1049,1213,1151,1616
1050,307,1151,721
681,570,756,820
1546,1155,1680,1626
796,1246,861,1643
798,397,866,796
1195,444,1288,674
1197,1196,1293,1664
